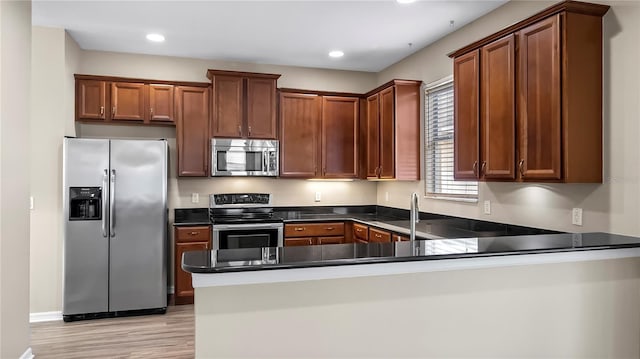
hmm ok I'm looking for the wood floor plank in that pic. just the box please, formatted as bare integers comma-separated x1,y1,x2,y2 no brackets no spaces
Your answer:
31,305,194,359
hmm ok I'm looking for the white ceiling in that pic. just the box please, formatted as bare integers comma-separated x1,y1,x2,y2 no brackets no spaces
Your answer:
32,0,508,72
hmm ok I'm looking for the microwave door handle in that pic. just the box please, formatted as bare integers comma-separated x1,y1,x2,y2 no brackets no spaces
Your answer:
102,169,108,237
263,150,268,172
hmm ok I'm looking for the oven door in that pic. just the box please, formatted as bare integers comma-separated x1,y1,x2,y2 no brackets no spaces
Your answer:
212,222,284,250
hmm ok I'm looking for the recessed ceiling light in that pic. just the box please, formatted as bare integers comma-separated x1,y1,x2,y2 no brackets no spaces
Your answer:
146,33,165,42
329,50,344,58
397,0,416,3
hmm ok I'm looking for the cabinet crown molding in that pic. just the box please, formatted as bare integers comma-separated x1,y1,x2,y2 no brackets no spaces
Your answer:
447,0,610,58
206,69,281,80
74,74,210,88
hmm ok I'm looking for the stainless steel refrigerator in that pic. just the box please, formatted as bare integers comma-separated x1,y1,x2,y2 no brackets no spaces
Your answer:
62,138,168,321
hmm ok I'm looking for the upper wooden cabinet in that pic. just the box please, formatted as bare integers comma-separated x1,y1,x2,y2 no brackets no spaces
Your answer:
207,70,281,139
75,75,208,125
449,1,609,183
279,90,359,179
364,80,422,180
176,86,210,177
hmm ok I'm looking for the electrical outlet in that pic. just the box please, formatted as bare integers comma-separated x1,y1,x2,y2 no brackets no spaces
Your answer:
315,191,321,202
385,191,389,202
30,196,34,210
191,193,199,203
572,208,583,226
483,200,491,215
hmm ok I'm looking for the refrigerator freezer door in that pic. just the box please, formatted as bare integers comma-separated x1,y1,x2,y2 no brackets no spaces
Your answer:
109,139,168,311
63,138,110,316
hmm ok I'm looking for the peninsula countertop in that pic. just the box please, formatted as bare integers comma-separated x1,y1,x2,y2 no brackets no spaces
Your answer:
183,232,640,275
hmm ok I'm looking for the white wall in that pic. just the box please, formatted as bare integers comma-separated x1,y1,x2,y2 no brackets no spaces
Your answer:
195,257,640,358
376,1,640,236
0,1,32,357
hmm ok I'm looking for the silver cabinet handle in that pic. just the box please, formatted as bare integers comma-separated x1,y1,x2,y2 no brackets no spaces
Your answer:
481,161,486,176
112,106,116,116
150,107,154,116
472,161,478,177
238,125,242,136
295,227,305,231
100,106,104,117
519,159,525,177
102,169,108,237
110,169,116,237
248,126,252,136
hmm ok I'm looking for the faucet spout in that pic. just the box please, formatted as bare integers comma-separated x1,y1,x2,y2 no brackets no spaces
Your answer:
410,192,419,241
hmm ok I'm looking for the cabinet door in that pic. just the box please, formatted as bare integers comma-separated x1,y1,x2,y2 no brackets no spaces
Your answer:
76,80,107,121
379,87,396,179
322,96,359,178
246,77,277,139
149,84,174,123
517,15,561,180
365,94,380,178
176,86,210,177
481,35,516,180
279,93,321,178
111,82,146,121
284,237,316,246
211,75,243,137
175,241,210,305
453,50,480,180
393,234,409,242
317,236,345,245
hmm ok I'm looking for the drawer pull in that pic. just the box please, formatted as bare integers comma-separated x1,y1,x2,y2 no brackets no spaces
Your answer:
295,227,305,231
375,234,382,238
356,228,363,232
190,231,199,235
325,227,334,230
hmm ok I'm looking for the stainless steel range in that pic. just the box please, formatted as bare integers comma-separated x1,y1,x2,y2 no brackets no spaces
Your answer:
209,193,283,250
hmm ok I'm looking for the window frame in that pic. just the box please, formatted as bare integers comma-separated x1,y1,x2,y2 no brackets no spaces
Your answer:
424,76,478,202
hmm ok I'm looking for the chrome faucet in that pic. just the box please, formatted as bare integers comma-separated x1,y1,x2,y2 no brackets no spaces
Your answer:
410,192,419,241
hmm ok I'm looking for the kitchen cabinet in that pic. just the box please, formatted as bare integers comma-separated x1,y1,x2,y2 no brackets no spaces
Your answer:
176,86,210,177
449,1,609,183
174,226,211,305
279,90,359,179
207,70,281,139
284,222,345,246
364,80,422,180
75,75,206,125
393,233,409,242
352,223,369,243
369,227,391,243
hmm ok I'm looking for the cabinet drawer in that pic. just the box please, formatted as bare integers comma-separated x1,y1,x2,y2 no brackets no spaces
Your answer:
317,236,345,245
285,222,345,237
353,223,369,242
175,226,211,242
285,237,316,247
393,234,409,242
369,227,391,243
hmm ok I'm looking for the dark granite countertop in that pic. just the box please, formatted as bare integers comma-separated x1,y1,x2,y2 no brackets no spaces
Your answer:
183,232,640,274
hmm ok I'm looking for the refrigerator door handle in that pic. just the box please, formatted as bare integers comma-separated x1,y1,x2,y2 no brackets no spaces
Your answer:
102,169,108,237
110,169,116,237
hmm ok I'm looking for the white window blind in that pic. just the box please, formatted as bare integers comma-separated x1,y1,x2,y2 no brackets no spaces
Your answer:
425,79,478,199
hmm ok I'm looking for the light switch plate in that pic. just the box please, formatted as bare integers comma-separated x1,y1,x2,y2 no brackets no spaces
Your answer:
572,208,583,226
315,191,321,202
483,200,491,215
30,196,34,210
385,191,389,202
191,193,199,203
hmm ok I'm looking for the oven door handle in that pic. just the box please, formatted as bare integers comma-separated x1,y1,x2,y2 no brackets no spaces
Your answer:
213,223,283,230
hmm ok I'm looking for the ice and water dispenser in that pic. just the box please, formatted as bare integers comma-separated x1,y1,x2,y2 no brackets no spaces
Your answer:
69,187,102,220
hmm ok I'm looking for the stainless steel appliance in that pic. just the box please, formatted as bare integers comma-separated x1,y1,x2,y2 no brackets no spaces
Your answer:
63,138,168,321
211,138,279,177
209,193,283,250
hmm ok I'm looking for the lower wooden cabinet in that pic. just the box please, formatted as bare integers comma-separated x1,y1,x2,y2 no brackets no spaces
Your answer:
284,222,345,246
353,223,369,243
369,227,391,243
174,226,211,305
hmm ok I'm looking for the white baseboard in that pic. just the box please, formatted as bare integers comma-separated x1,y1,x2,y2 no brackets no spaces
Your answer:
30,311,62,323
20,347,34,359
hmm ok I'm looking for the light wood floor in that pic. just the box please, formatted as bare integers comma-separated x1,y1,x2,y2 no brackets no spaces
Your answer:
31,305,194,359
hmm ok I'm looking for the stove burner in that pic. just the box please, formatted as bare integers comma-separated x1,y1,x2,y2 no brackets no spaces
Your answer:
209,193,279,224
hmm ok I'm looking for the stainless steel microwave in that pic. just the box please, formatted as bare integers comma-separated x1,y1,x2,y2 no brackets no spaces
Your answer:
211,138,279,177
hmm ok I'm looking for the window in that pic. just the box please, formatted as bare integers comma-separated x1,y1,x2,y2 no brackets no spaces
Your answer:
425,77,478,200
